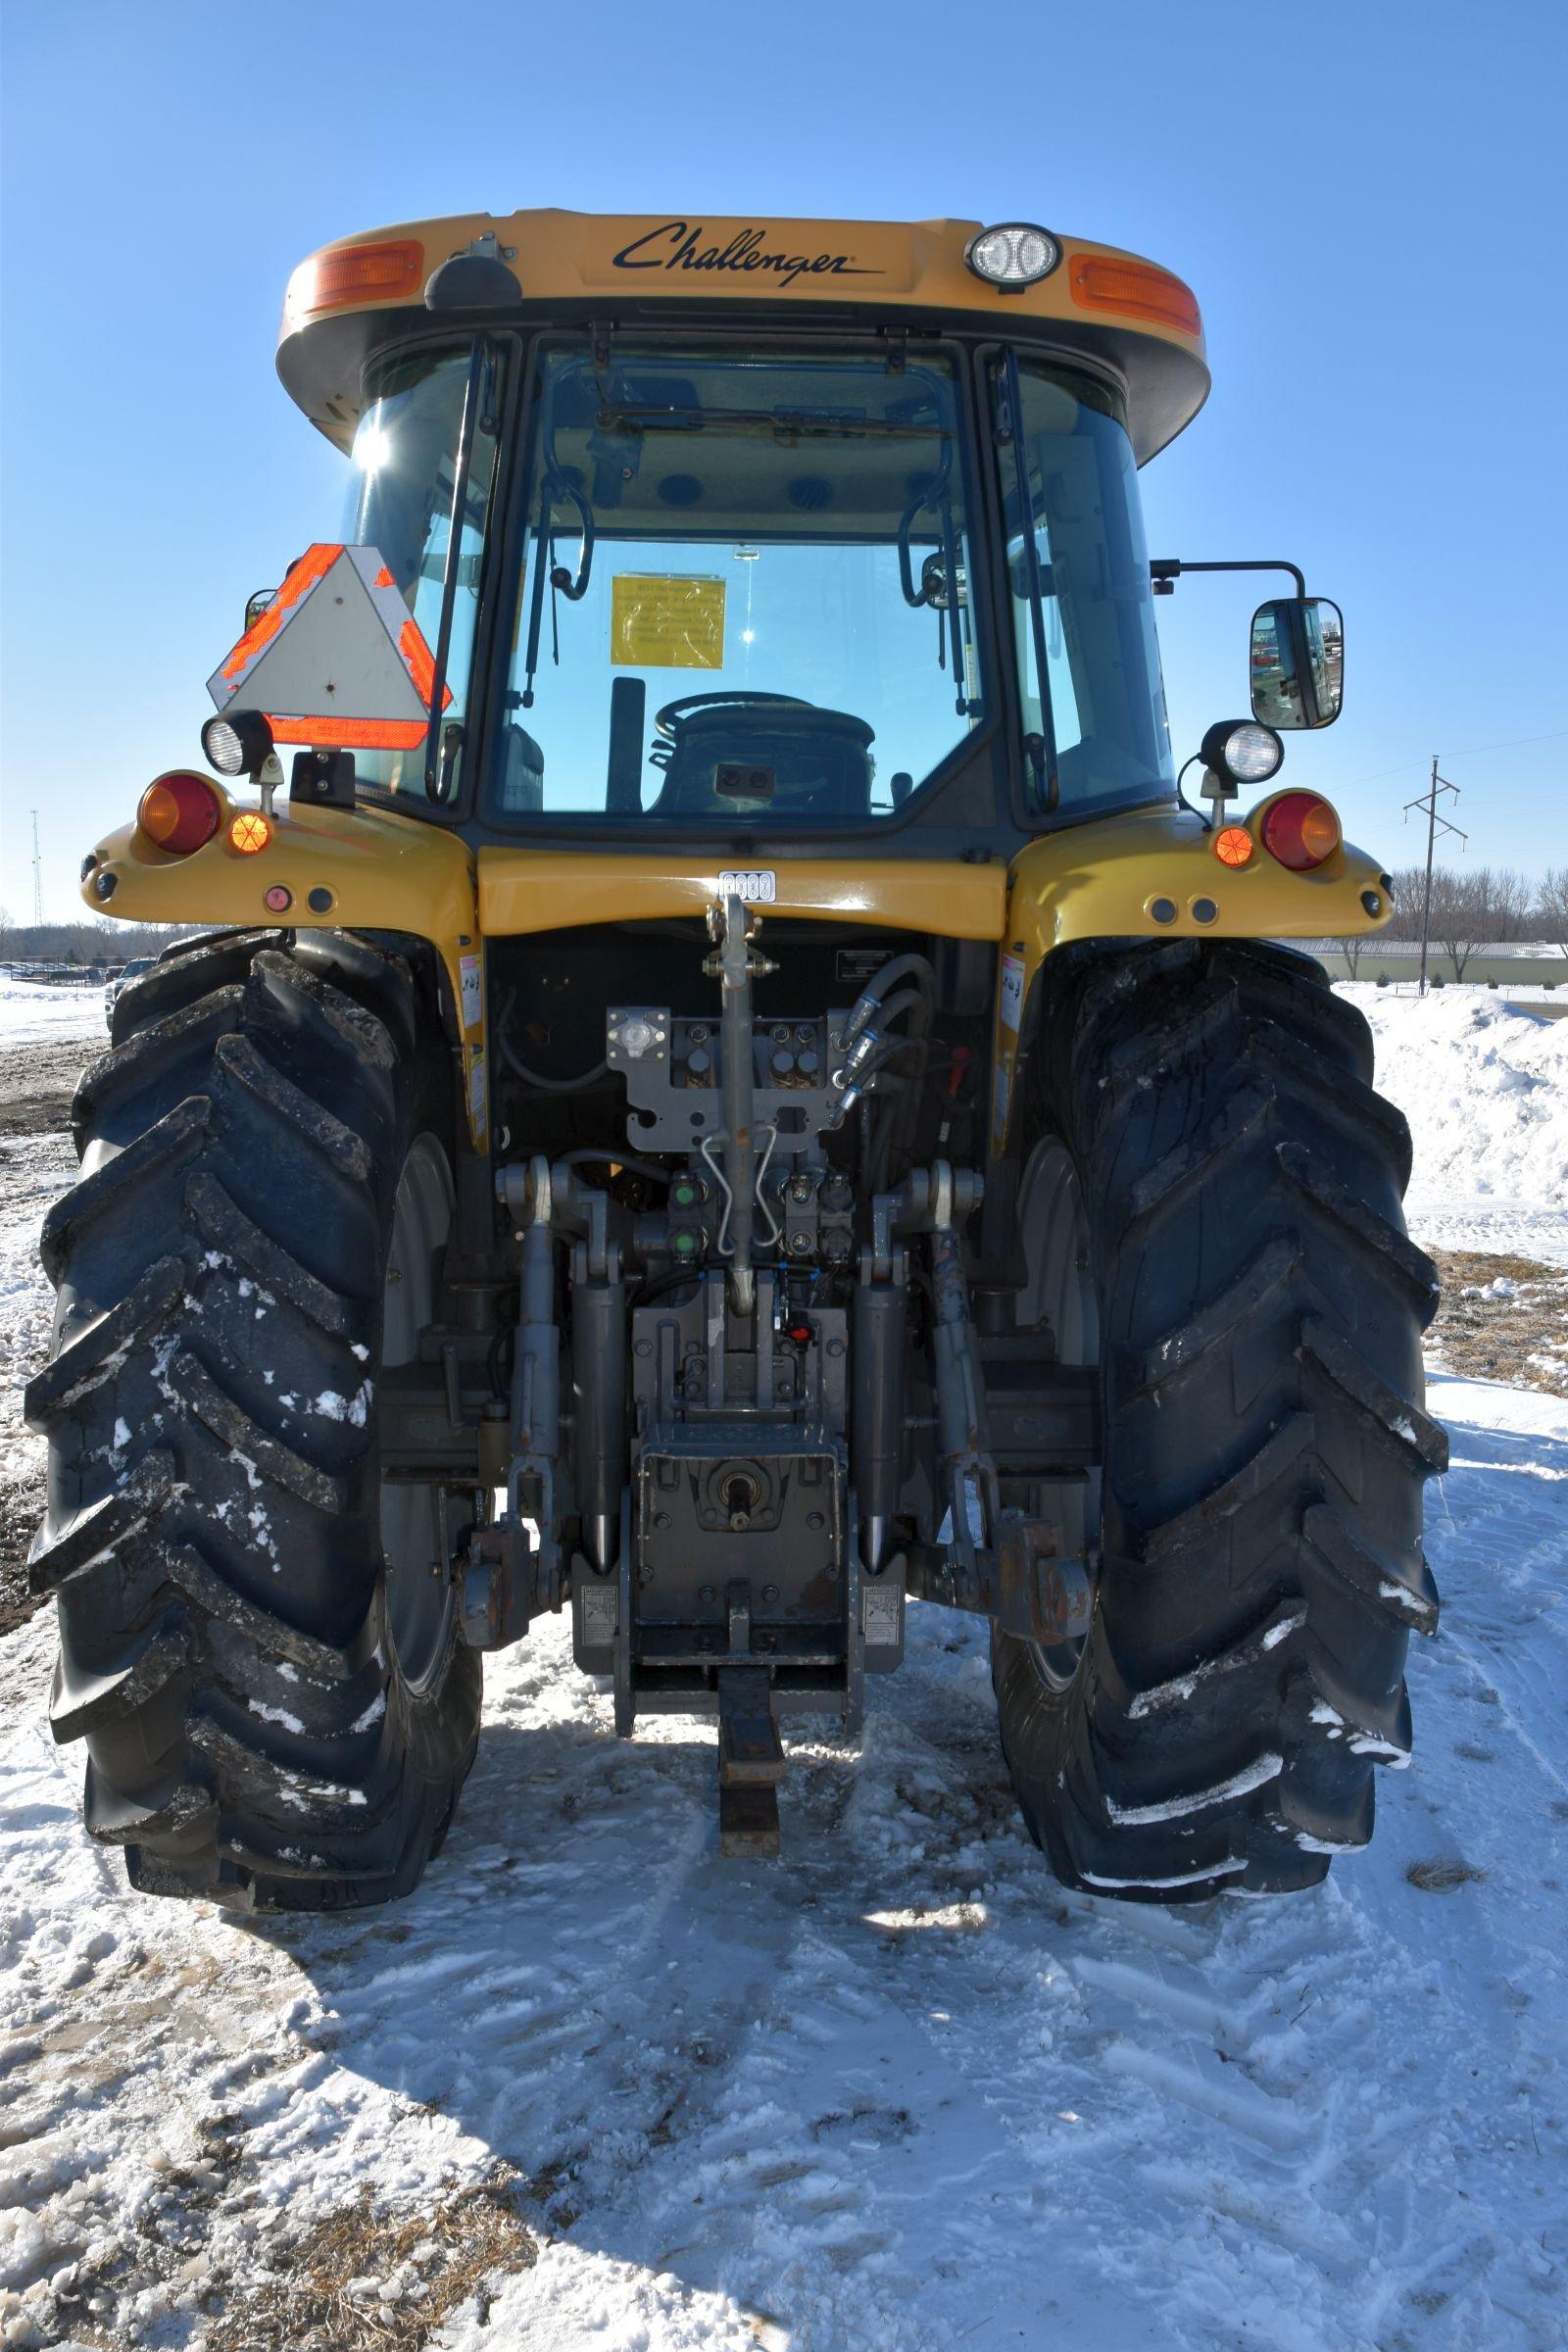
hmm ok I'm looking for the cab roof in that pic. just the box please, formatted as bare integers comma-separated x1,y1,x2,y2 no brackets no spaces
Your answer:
277,209,1209,466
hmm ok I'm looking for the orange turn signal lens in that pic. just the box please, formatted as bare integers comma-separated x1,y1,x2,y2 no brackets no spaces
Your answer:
229,811,272,856
137,771,221,856
1259,791,1342,872
1069,255,1202,338
286,239,423,319
1214,825,1254,868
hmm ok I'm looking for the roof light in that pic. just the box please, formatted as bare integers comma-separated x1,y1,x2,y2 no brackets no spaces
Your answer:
201,709,274,780
1200,720,1284,786
1260,791,1342,872
229,810,273,856
965,223,1060,290
1213,825,1255,868
137,772,221,857
1069,255,1202,337
286,239,423,320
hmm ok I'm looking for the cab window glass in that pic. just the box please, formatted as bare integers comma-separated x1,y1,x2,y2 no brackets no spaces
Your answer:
489,340,984,825
340,344,502,800
994,359,1174,816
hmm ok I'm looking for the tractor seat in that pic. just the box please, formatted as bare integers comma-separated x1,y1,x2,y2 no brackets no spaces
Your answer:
647,703,875,818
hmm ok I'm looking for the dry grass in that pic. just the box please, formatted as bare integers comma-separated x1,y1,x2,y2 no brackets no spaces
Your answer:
1428,1250,1568,1399
206,2174,537,2352
1406,1857,1487,1891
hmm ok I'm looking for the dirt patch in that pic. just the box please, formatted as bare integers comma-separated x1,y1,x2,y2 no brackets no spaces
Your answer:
1406,1856,1487,1891
205,2176,538,2350
0,1032,95,1140
0,1481,44,1637
1428,1249,1568,1398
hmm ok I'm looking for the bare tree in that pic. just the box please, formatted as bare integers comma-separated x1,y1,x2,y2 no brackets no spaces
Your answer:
1383,865,1431,946
1428,868,1487,980
1536,867,1568,959
1325,927,1372,977
1474,866,1533,945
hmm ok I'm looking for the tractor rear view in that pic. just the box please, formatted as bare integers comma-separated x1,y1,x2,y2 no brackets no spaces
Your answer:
30,210,1444,1911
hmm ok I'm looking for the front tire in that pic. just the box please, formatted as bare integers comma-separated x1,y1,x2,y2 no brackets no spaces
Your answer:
25,930,481,1911
993,940,1446,1901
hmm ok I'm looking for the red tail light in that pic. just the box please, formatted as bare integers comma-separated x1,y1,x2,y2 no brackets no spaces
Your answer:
1260,791,1342,872
137,771,222,856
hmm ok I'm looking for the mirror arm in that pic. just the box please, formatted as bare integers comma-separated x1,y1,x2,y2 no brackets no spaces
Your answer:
1151,557,1307,598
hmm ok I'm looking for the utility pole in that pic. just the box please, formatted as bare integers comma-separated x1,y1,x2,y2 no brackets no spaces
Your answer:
1403,758,1466,996
30,810,44,928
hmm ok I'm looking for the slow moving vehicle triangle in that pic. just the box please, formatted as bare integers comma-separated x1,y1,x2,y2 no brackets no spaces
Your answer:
206,541,449,750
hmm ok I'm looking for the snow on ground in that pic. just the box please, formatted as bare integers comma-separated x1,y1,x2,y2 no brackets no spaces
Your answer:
0,973,1564,2348
1,1373,1565,2350
0,980,107,1049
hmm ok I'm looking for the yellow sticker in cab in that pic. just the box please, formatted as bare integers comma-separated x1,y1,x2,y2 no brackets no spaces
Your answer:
611,574,725,669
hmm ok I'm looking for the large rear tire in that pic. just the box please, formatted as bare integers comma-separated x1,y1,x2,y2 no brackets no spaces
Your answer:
25,930,481,1911
993,940,1446,1901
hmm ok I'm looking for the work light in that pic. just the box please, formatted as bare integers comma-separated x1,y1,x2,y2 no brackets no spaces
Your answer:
964,223,1060,290
201,709,274,780
1200,719,1284,786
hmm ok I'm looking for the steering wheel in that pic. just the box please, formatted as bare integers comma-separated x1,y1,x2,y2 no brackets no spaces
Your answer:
652,690,814,741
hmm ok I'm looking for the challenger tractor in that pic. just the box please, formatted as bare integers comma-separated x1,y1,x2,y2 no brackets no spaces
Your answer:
28,211,1444,1910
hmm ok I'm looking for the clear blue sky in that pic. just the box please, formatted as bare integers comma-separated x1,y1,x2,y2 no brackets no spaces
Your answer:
3,0,1564,921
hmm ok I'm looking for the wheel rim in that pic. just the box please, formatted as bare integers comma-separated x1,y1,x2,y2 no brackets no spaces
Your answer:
380,1134,456,1692
1016,1139,1102,1692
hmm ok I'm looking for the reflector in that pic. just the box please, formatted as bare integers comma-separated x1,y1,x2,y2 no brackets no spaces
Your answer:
229,811,272,856
1214,825,1254,868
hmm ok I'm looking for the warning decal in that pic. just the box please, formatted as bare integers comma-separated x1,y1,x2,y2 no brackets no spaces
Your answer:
611,574,725,669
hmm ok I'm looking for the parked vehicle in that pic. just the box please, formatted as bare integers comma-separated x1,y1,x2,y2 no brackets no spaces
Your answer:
102,956,156,1030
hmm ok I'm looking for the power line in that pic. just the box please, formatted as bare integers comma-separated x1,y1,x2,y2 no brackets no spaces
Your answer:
1342,727,1568,794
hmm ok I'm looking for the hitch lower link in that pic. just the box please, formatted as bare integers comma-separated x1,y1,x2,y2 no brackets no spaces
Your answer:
902,1194,1098,1648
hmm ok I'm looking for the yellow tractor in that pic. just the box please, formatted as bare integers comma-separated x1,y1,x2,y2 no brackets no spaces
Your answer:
29,211,1444,1910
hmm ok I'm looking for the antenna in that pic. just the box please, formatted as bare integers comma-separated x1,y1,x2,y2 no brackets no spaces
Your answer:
1401,757,1467,996
30,810,43,927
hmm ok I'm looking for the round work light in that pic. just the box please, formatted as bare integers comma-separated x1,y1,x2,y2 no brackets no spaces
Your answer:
1200,719,1285,787
202,709,274,780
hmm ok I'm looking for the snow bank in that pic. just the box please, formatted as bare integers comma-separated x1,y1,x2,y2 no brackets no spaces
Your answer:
0,977,106,1045
1342,984,1568,1262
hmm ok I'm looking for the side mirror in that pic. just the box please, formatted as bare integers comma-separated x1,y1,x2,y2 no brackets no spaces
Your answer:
1250,597,1344,730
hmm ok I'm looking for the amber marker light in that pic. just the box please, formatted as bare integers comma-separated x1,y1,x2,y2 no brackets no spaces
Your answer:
137,772,221,856
1069,255,1202,337
1260,791,1342,872
229,811,273,856
286,239,423,320
1214,825,1254,868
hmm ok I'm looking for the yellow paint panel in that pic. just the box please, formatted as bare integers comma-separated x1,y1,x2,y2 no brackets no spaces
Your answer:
611,573,726,669
79,791,489,1144
987,798,1392,1154
478,852,1008,941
